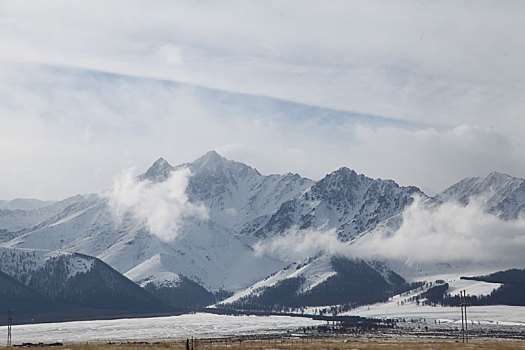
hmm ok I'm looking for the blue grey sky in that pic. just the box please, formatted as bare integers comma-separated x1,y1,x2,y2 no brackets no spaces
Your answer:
1,1,524,199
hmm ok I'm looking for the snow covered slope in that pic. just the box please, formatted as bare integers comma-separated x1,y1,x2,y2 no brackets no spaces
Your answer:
2,199,284,293
437,172,525,219
182,151,314,239
0,198,56,210
219,254,337,306
115,218,285,291
0,195,94,233
219,254,412,311
8,313,326,342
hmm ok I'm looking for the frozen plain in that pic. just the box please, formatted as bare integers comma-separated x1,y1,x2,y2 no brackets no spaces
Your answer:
345,278,525,327
349,302,525,327
5,313,325,344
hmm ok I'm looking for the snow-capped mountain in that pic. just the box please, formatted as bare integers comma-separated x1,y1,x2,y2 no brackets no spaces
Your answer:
255,167,423,241
1,198,284,293
1,153,297,297
2,152,525,317
182,151,314,239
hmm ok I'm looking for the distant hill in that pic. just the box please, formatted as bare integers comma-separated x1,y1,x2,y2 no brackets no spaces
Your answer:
416,268,525,307
218,256,417,313
0,248,169,324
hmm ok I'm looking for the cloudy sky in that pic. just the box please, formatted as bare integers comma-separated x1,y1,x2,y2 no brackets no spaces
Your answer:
1,1,524,200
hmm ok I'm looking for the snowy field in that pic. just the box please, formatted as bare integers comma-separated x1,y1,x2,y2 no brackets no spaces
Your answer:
6,313,325,344
345,278,525,327
349,303,525,327
288,277,525,329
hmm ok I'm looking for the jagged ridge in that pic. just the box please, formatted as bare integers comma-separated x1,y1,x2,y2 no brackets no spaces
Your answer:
1,152,524,315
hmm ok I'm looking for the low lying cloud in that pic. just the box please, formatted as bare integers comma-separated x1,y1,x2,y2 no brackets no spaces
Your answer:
352,196,525,266
104,167,208,241
254,227,344,262
255,196,525,267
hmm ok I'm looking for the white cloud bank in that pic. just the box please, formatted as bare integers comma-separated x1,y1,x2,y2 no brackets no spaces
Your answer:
254,227,344,262
255,196,525,267
353,196,525,266
104,168,208,242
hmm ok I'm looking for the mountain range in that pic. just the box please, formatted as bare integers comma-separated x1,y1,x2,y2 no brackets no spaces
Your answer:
1,151,524,322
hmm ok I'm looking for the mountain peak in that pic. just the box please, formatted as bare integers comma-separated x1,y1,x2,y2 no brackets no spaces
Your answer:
190,150,239,172
486,171,517,182
194,150,225,165
138,157,174,182
333,167,358,176
323,167,363,183
190,150,263,178
153,157,170,167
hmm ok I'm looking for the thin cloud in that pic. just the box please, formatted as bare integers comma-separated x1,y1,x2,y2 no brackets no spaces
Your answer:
1,66,524,199
1,1,525,199
1,1,524,123
253,227,344,262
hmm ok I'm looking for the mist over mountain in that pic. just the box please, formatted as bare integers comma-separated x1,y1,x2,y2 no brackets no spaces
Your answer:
437,171,525,220
1,151,524,320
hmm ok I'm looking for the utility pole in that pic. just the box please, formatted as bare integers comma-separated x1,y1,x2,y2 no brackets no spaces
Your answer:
460,290,468,343
464,290,468,343
460,291,464,342
7,311,12,348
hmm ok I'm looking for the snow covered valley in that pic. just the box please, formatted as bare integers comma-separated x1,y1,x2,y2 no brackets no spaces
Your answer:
6,313,324,344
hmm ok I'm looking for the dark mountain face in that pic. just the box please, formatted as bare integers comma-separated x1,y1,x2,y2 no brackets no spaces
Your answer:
26,254,167,312
0,270,50,316
143,276,216,310
464,269,525,285
0,249,169,324
423,269,525,307
295,257,411,307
